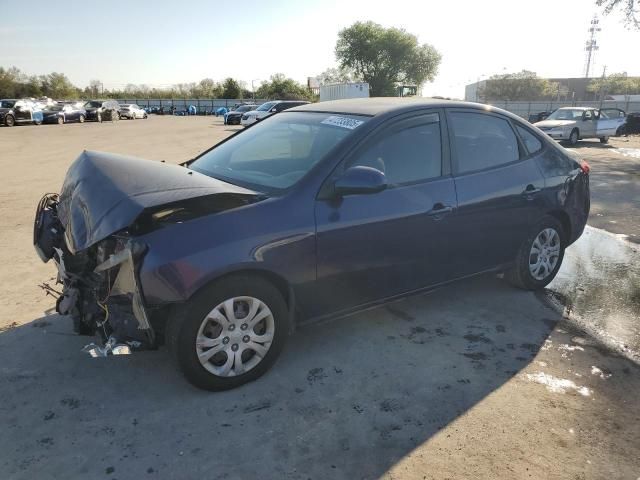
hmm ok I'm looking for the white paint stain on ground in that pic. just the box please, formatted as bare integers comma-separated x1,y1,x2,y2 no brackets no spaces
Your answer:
591,366,612,379
614,148,640,159
523,372,592,396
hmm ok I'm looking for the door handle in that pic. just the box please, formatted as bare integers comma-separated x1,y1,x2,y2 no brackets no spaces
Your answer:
427,203,453,217
522,184,541,195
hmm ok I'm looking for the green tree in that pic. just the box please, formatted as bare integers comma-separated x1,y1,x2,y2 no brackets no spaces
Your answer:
587,72,640,96
221,78,242,98
597,0,639,29
255,74,312,100
0,66,23,97
479,70,559,101
335,21,441,96
41,72,78,99
316,67,360,85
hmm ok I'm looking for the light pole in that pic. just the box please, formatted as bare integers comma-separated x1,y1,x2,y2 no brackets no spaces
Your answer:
251,79,260,101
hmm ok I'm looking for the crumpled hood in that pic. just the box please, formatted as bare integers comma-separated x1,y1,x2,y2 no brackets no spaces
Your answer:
57,150,258,253
534,119,575,129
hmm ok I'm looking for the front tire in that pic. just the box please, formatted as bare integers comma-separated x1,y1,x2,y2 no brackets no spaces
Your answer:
4,115,15,127
57,116,64,125
505,216,565,290
78,114,85,123
600,136,609,144
167,275,289,391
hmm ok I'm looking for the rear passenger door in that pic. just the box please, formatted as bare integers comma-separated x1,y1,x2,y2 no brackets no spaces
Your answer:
446,109,546,276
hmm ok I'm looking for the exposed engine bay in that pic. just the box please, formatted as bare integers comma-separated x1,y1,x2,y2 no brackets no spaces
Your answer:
34,193,154,353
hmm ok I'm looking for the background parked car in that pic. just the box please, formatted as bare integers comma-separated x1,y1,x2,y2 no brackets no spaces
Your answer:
224,104,257,125
533,106,625,145
618,112,640,135
83,99,120,122
528,111,552,123
240,100,310,126
119,104,147,119
0,99,44,127
42,104,87,124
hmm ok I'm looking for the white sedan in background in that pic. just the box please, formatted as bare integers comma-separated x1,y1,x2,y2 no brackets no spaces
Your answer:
534,107,624,145
119,104,147,120
240,100,310,126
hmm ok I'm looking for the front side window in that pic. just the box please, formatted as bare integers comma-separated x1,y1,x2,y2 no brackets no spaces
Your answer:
190,112,370,192
449,112,519,174
515,125,543,155
348,114,442,185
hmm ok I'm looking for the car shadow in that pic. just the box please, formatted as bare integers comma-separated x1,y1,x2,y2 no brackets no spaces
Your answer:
0,275,561,479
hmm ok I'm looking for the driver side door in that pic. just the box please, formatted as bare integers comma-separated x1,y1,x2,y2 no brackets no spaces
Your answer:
311,111,458,318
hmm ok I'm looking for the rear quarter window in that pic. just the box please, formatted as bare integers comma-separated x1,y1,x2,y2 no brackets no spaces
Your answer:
515,125,543,155
536,143,580,177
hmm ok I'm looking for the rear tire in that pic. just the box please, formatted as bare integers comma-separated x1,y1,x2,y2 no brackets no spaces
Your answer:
57,116,64,125
505,215,565,290
599,136,609,144
167,275,289,391
4,115,15,127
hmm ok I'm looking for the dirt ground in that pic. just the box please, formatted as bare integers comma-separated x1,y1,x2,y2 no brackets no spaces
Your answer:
0,116,639,480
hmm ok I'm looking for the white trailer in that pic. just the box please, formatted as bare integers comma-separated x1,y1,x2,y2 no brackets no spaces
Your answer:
319,83,370,102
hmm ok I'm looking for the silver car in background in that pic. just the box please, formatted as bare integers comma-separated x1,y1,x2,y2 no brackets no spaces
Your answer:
534,106,625,145
119,104,147,120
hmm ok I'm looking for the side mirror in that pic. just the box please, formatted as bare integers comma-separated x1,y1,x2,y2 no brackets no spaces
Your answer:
334,166,387,197
270,107,277,113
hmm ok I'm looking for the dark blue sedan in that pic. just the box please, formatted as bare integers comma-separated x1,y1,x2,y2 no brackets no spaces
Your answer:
34,98,590,390
42,104,87,124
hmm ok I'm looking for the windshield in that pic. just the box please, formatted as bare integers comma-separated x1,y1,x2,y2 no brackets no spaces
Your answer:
84,101,102,108
234,105,254,113
47,106,64,111
190,111,370,192
256,102,277,112
546,109,585,120
0,100,16,108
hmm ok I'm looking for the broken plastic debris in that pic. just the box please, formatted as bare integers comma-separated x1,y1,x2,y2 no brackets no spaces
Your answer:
82,336,133,357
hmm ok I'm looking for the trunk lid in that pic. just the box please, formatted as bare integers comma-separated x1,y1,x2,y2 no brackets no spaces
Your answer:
57,150,258,253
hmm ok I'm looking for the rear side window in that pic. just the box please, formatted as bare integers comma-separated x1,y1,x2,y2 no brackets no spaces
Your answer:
348,114,442,185
449,112,519,174
515,125,543,155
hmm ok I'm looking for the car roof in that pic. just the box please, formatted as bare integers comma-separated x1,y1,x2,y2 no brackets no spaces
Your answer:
291,97,508,117
557,106,590,110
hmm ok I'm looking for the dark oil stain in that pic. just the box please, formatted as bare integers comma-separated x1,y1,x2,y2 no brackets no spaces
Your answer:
379,399,404,412
506,343,515,350
352,404,364,414
243,400,271,413
60,397,80,409
43,411,55,421
386,306,415,321
410,326,427,334
306,367,327,385
434,328,448,336
520,343,540,352
495,325,506,333
463,352,487,360
32,320,52,328
464,333,493,344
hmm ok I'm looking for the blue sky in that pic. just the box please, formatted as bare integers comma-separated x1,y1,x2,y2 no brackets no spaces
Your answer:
1,0,639,97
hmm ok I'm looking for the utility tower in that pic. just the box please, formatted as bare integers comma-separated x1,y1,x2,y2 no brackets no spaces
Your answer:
584,16,601,78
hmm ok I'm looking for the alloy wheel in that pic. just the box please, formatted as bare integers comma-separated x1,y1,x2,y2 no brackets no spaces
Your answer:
195,296,275,377
529,228,561,281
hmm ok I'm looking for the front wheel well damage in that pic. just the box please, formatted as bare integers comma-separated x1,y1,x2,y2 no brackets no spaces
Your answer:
160,269,295,344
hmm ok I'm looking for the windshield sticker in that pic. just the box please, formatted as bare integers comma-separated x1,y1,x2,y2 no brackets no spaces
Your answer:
321,115,364,130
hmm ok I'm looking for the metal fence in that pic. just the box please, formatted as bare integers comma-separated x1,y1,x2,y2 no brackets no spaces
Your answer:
487,100,640,119
116,98,270,112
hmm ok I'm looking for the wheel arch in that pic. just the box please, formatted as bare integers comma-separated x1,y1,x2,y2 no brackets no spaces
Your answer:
187,267,295,332
546,209,572,242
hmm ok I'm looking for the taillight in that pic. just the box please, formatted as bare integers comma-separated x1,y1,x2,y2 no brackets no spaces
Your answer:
579,160,590,174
